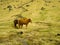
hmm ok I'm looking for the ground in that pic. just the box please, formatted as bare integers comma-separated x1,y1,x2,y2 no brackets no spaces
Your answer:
0,0,60,45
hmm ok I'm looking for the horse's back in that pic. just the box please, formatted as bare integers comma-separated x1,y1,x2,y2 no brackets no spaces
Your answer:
18,18,31,25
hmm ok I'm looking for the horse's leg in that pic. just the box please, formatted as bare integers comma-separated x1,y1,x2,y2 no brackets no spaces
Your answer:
18,24,20,28
26,24,28,29
18,20,20,29
21,25,23,29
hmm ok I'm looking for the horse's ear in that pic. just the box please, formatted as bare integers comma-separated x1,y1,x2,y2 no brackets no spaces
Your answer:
28,18,31,20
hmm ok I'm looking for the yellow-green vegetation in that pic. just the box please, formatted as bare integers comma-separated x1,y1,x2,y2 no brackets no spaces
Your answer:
0,0,60,45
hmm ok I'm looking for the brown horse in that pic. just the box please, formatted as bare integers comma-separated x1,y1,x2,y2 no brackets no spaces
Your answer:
14,18,32,29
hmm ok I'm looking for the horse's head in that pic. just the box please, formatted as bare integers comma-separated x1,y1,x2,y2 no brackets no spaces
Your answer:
28,18,32,23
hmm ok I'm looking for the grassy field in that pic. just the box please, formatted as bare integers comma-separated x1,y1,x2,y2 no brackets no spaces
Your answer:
0,0,60,45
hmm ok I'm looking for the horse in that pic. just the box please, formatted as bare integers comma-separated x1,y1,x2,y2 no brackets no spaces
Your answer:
18,18,32,28
14,18,32,29
14,19,18,28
